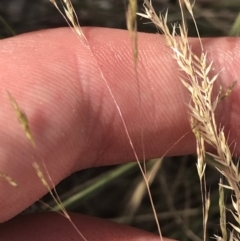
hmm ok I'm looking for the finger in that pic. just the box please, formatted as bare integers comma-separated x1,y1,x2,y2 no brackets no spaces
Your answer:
0,28,239,222
0,212,174,241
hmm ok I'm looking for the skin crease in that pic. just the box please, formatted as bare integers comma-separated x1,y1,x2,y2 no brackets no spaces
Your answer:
0,27,240,240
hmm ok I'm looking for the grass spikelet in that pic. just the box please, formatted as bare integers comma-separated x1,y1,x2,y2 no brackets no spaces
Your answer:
0,171,18,187
33,162,50,192
181,0,202,50
49,0,87,43
7,91,35,147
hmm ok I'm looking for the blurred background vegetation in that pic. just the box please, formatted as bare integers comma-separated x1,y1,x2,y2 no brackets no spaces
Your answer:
0,0,240,241
1,0,240,36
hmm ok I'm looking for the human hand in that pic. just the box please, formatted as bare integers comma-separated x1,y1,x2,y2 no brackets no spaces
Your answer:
0,27,239,240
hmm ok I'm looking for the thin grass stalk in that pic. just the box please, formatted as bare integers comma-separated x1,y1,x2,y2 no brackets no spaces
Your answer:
219,178,227,241
33,162,88,241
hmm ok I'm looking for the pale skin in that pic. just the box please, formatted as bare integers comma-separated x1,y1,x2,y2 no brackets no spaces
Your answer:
0,27,240,240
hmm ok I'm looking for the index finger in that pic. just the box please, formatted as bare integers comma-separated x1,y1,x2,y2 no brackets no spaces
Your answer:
0,27,239,222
